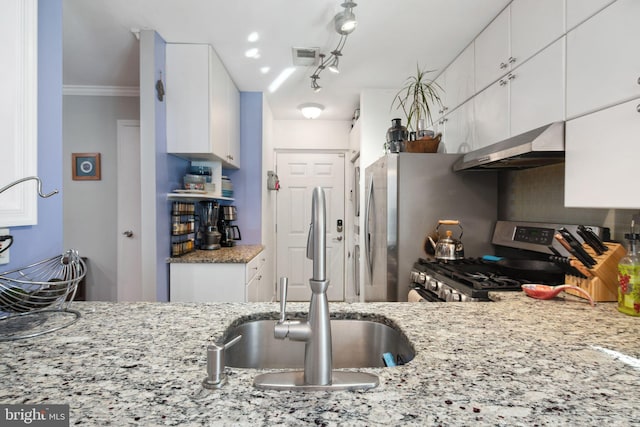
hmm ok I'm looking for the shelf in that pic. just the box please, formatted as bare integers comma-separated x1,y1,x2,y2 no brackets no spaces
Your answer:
167,192,234,202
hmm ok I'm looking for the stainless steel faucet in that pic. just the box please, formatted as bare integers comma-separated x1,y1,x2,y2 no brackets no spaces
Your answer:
254,187,378,391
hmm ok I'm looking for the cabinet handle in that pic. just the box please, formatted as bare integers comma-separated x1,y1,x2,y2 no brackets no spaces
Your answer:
507,73,516,81
637,104,640,113
637,76,640,85
499,79,507,86
499,62,508,69
508,56,516,64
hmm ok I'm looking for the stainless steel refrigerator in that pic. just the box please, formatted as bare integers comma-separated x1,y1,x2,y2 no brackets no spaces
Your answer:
364,153,498,302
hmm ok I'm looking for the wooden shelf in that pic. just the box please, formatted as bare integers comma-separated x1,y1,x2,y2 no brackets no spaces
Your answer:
167,192,234,202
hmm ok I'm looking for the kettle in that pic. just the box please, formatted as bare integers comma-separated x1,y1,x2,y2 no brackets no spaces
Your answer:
427,220,465,261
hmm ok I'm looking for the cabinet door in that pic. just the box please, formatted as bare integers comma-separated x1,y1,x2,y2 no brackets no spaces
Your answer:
510,38,565,136
475,7,510,91
473,78,509,148
566,0,640,118
565,97,640,208
227,77,241,168
169,263,246,302
166,44,211,154
566,0,615,30
441,100,475,154
444,44,475,113
510,0,565,66
432,72,447,124
209,47,228,162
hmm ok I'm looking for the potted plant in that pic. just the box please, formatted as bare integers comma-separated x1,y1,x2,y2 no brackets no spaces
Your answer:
392,64,443,133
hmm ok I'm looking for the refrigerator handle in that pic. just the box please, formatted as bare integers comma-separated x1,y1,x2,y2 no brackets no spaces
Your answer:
364,176,374,282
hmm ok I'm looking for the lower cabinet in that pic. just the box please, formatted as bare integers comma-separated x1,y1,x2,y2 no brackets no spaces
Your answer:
170,252,266,302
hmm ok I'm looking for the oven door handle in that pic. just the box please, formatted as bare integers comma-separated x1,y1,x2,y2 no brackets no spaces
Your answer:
364,176,374,283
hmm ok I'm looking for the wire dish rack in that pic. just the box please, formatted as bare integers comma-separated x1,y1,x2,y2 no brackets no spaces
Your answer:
0,250,86,341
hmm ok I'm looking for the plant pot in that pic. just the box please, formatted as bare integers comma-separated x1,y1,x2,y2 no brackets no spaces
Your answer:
405,134,441,153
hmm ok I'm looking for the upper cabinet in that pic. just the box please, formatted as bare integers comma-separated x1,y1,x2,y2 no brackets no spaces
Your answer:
166,44,240,169
475,0,565,92
566,0,640,119
566,0,616,30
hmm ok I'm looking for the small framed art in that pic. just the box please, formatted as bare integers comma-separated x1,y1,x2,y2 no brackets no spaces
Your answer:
72,153,101,181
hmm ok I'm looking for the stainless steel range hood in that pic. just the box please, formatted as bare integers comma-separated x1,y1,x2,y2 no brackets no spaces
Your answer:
452,122,565,171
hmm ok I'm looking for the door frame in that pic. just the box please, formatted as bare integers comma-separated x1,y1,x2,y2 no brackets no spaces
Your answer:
274,148,349,301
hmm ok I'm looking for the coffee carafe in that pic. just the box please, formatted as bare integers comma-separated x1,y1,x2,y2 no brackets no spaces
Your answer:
199,201,221,250
218,205,242,247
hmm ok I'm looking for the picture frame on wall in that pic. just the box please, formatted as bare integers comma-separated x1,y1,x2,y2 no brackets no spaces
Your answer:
72,153,101,181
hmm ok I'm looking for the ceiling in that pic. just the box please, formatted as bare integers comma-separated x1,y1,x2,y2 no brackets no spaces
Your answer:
63,0,511,121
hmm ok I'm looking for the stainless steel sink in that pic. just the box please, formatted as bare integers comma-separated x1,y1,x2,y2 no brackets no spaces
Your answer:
224,318,415,369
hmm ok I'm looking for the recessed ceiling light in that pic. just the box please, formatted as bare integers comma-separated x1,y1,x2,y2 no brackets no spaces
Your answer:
269,67,295,93
260,66,270,74
245,48,260,58
248,32,259,42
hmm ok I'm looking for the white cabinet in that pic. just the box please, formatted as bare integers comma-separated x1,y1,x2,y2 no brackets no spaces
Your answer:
170,251,266,302
566,0,640,119
566,0,615,30
475,6,510,92
435,43,474,124
166,43,240,169
438,100,475,154
565,97,640,209
510,37,565,136
510,0,565,66
474,0,564,92
474,38,565,148
473,78,509,148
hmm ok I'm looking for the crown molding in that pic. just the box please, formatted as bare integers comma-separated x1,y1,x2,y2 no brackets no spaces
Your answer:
63,85,140,97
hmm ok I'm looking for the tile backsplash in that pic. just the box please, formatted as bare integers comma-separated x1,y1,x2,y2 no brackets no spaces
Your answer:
498,163,638,241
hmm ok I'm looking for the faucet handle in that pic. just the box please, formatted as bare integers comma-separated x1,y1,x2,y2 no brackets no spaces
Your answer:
279,277,288,322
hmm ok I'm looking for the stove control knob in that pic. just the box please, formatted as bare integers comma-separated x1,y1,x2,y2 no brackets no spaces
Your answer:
418,272,426,285
409,271,419,283
429,280,441,293
446,290,461,302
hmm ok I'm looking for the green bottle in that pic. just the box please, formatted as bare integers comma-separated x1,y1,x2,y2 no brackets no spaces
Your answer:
618,219,640,316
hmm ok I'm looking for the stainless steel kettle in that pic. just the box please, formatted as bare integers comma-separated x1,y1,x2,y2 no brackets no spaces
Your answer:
428,220,465,261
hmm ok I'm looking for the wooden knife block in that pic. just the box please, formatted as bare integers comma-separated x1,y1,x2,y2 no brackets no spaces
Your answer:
564,242,626,302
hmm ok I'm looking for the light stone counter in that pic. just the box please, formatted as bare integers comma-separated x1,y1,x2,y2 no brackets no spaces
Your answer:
167,245,264,264
1,295,639,426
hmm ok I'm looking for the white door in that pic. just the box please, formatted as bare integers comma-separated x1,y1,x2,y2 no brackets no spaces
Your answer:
276,152,345,301
116,120,142,301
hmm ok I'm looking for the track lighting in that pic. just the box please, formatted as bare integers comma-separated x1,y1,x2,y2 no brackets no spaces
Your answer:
309,1,357,91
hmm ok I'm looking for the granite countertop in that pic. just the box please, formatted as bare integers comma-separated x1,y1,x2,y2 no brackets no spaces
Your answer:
1,296,639,426
167,244,263,263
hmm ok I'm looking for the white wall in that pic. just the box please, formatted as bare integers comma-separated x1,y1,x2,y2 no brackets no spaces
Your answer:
63,95,140,301
272,120,351,150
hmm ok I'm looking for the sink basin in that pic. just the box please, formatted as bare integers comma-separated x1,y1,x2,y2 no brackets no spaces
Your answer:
223,316,415,369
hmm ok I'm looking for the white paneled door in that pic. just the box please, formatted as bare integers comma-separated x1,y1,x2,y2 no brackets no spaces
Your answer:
117,120,142,301
276,152,346,301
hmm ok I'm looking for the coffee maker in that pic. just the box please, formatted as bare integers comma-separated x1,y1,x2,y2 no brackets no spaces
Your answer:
199,201,221,250
218,205,241,247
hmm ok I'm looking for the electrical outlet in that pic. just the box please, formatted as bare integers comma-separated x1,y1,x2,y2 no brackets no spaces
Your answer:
0,228,10,265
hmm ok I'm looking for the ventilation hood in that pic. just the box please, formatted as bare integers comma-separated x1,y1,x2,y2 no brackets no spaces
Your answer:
453,122,565,171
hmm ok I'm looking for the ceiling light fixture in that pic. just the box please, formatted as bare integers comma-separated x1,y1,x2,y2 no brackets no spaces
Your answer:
310,1,357,91
298,103,325,119
247,32,259,42
245,48,260,58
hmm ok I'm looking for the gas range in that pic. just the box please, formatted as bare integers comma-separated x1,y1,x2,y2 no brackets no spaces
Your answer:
410,258,526,302
409,220,607,302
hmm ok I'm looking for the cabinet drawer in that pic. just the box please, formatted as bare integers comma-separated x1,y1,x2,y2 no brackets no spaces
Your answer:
246,253,261,283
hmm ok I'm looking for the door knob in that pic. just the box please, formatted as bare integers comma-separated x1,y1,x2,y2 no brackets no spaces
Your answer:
334,236,343,241
122,230,133,238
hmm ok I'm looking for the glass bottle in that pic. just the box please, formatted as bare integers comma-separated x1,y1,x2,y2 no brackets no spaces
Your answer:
618,219,640,316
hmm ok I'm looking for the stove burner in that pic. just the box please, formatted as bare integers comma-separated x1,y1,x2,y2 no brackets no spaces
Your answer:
410,258,525,302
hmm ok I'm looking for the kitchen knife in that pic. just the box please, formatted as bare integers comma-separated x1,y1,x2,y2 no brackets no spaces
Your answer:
577,225,608,253
576,227,604,255
558,228,597,267
548,255,588,279
554,233,595,268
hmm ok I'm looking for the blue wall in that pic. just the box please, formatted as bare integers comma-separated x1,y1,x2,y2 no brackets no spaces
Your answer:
225,92,263,244
6,0,63,269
